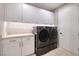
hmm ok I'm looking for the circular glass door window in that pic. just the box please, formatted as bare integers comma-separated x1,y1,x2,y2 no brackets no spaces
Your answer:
39,29,49,42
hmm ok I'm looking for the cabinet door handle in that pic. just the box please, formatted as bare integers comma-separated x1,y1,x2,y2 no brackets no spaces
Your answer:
19,42,21,48
22,41,23,47
19,41,23,47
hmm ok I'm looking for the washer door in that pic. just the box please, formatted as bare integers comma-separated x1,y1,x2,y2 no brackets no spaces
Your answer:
39,29,49,42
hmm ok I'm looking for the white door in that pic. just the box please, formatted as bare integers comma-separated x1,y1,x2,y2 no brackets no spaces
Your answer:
22,36,34,56
2,38,21,56
5,3,23,22
58,4,79,55
58,4,71,50
0,4,5,21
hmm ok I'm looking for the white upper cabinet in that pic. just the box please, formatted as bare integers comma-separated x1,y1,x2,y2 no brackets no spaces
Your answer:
23,4,54,25
39,10,54,25
0,4,5,21
0,3,54,25
23,4,40,24
5,3,23,22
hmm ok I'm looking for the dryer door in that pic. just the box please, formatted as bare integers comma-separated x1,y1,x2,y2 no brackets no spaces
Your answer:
50,27,58,44
51,28,58,39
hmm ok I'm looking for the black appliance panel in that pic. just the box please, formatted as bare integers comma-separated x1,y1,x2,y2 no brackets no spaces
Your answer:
50,27,58,44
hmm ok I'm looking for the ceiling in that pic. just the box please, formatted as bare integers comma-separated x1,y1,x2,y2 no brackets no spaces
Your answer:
27,3,65,11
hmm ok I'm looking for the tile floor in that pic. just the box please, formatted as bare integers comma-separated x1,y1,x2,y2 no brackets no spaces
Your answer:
32,48,77,56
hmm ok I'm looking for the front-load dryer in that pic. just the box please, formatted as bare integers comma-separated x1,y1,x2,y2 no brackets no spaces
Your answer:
49,27,58,44
49,27,58,51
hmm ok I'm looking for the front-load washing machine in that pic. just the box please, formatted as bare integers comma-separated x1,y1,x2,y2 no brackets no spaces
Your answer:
34,26,50,56
33,26,58,56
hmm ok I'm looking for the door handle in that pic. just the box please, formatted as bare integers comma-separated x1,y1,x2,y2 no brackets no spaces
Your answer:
60,32,63,34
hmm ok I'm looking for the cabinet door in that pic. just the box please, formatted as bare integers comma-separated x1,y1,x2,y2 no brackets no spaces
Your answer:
2,38,21,56
5,3,23,22
23,4,54,25
0,4,5,21
39,10,54,25
22,36,34,56
0,39,3,56
23,4,38,24
77,4,79,55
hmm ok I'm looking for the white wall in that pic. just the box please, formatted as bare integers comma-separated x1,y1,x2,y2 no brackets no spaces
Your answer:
6,22,36,35
2,21,54,35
